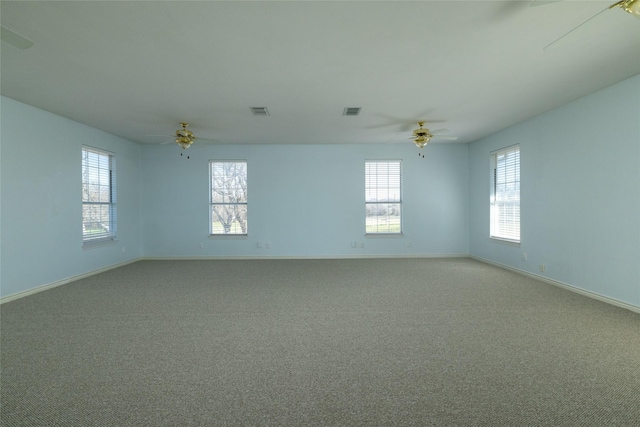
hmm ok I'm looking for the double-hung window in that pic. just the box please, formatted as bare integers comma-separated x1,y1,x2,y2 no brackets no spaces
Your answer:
365,160,402,234
490,145,520,242
82,146,116,244
210,161,248,235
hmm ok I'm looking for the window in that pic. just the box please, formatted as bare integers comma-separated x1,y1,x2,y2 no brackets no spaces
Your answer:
490,145,520,242
365,160,402,234
210,161,248,235
82,146,116,244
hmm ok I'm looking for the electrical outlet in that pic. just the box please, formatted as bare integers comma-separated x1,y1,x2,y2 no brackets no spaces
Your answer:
350,241,356,248
266,242,271,249
522,252,527,261
359,242,364,248
257,242,262,248
122,246,126,254
199,243,204,249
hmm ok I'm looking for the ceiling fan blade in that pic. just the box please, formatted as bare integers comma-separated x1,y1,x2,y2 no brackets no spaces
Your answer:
194,137,221,144
400,122,417,132
432,136,459,141
367,121,418,132
430,128,451,135
365,113,411,130
138,139,174,145
543,6,609,51
403,120,449,133
0,25,33,49
145,131,219,145
368,110,445,132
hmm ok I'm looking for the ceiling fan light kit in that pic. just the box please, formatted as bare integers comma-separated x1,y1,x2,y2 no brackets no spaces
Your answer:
413,136,430,149
176,138,193,149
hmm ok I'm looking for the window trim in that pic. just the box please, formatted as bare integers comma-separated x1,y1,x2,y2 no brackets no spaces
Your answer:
365,159,403,236
209,160,248,236
82,146,116,247
490,144,520,244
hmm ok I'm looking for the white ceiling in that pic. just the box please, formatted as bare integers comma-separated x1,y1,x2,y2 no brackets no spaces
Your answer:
1,1,639,146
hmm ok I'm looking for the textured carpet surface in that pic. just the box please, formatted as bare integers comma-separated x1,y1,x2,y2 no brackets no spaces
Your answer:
1,258,639,426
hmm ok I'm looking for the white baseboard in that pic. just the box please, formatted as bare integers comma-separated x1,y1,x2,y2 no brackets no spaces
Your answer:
470,255,640,314
0,258,140,304
141,253,469,261
0,254,467,303
6,255,635,315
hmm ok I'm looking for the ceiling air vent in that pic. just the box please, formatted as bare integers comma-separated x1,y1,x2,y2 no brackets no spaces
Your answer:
343,107,361,116
250,106,270,116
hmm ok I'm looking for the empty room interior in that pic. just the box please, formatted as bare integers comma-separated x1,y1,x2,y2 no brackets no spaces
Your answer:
1,1,639,426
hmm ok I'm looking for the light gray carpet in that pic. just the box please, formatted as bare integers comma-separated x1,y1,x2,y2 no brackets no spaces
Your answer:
1,258,639,426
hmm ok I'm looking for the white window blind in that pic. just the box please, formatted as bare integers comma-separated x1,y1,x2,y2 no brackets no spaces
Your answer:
490,145,520,242
365,160,402,234
82,147,116,243
210,161,248,235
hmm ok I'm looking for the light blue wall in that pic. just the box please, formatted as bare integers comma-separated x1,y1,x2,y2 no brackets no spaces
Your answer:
0,96,142,298
4,75,637,308
140,142,469,258
1,96,468,299
469,74,640,307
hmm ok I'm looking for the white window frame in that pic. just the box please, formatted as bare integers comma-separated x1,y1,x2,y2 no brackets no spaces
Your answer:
82,146,116,245
490,145,520,243
209,161,248,236
365,160,402,235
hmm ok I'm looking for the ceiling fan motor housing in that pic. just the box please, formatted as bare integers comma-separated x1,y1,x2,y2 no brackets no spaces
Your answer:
413,122,433,138
413,129,432,138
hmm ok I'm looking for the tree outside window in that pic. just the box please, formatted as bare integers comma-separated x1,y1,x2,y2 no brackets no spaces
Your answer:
210,161,247,235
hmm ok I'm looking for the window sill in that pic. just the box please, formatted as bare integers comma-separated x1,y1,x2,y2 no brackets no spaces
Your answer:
83,238,117,250
365,233,404,238
209,234,248,239
490,237,520,247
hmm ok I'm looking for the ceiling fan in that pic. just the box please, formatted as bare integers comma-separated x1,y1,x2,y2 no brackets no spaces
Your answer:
147,122,218,149
410,121,458,149
537,0,640,50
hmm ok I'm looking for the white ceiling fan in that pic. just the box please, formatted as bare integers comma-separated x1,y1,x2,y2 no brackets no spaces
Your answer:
534,0,640,50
